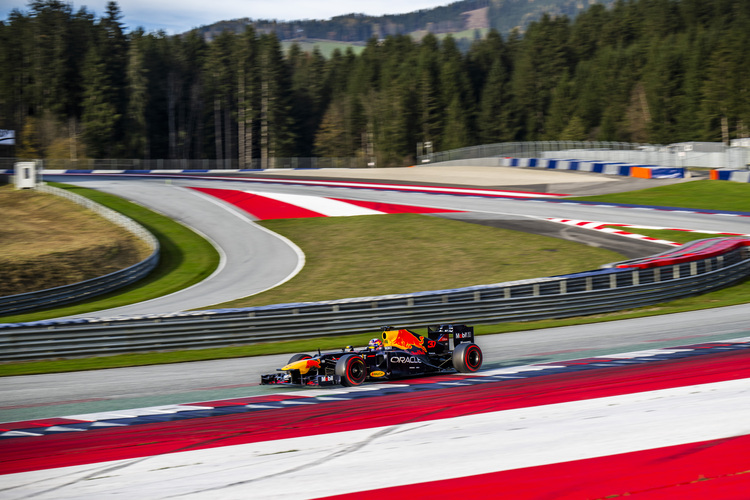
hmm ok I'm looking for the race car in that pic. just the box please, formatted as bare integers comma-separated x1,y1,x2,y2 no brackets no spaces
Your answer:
260,324,483,387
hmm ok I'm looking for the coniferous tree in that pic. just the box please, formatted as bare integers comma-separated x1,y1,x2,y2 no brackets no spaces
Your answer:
258,33,296,165
125,29,148,157
439,36,473,149
416,34,442,150
237,26,259,167
99,1,128,153
643,36,686,144
477,58,512,143
544,71,577,140
81,42,120,157
29,1,75,118
205,30,237,163
314,99,349,157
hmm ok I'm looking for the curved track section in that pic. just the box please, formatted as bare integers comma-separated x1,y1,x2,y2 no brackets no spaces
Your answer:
52,178,304,318
48,171,749,319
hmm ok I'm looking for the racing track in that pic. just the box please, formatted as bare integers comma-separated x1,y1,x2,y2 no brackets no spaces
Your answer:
49,169,748,318
3,337,750,498
3,167,750,497
48,178,305,318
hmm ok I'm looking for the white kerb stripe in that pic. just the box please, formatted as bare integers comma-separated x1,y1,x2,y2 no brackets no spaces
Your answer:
243,190,383,216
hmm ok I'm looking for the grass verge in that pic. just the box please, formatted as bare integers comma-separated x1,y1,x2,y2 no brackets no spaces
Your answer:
0,182,220,323
213,214,623,309
2,179,750,377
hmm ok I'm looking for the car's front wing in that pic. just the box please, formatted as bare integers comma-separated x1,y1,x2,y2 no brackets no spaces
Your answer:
260,371,342,386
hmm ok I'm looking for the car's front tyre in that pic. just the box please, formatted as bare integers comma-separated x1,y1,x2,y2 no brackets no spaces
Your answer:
336,354,367,386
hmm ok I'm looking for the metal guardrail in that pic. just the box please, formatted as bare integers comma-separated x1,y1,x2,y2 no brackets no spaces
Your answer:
0,157,366,171
419,141,645,163
1,245,748,361
0,185,160,315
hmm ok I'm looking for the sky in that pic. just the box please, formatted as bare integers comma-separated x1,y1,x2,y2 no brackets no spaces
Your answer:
0,0,453,34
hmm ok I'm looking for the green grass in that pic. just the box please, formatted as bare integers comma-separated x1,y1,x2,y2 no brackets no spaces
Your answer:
571,179,750,212
3,179,750,377
212,214,623,309
601,227,747,244
0,182,220,323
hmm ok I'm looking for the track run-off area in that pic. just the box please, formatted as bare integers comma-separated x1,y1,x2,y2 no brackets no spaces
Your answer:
3,166,750,498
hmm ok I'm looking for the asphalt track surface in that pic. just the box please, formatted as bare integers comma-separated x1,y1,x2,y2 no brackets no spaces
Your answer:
3,340,750,498
3,167,750,497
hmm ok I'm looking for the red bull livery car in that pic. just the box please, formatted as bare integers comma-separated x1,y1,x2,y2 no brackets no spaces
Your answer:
260,324,483,387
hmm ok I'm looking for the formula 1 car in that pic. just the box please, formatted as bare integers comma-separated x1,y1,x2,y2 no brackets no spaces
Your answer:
260,324,482,387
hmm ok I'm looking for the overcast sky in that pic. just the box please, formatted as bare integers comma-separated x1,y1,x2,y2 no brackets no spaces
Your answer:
1,1,453,34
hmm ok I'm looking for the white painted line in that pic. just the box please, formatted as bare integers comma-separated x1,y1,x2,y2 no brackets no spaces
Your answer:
599,349,694,359
65,405,214,422
243,190,383,216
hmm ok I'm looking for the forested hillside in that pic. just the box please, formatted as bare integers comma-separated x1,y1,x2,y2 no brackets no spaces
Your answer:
196,0,612,45
1,0,748,167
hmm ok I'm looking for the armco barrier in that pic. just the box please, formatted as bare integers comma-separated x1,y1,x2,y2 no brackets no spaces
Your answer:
0,185,160,315
1,238,748,361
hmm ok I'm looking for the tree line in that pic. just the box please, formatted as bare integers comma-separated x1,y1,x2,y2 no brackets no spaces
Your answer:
1,0,748,167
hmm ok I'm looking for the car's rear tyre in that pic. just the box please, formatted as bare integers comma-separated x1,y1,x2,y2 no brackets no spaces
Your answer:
288,353,312,364
335,354,367,386
452,342,483,373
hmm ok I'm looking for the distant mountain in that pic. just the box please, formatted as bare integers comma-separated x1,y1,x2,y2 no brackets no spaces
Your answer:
192,0,615,45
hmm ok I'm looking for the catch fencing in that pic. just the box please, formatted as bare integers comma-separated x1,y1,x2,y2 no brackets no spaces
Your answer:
2,140,747,171
419,141,749,169
0,185,160,316
1,241,748,361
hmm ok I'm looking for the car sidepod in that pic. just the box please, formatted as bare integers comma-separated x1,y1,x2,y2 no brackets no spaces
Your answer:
385,350,432,377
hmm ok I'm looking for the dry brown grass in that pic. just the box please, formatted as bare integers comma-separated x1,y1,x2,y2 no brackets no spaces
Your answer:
0,185,150,295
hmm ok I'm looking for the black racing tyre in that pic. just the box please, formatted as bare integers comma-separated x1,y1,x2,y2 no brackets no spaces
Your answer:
335,354,367,387
288,353,312,364
452,342,483,373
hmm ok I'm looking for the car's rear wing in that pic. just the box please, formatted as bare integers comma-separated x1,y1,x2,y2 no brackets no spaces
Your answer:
428,324,475,347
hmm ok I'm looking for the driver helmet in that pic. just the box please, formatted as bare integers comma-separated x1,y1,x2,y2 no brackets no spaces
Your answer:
368,338,383,350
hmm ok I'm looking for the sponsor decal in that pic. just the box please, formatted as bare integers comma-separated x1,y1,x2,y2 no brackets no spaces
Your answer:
390,356,422,364
370,371,386,378
383,329,427,353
